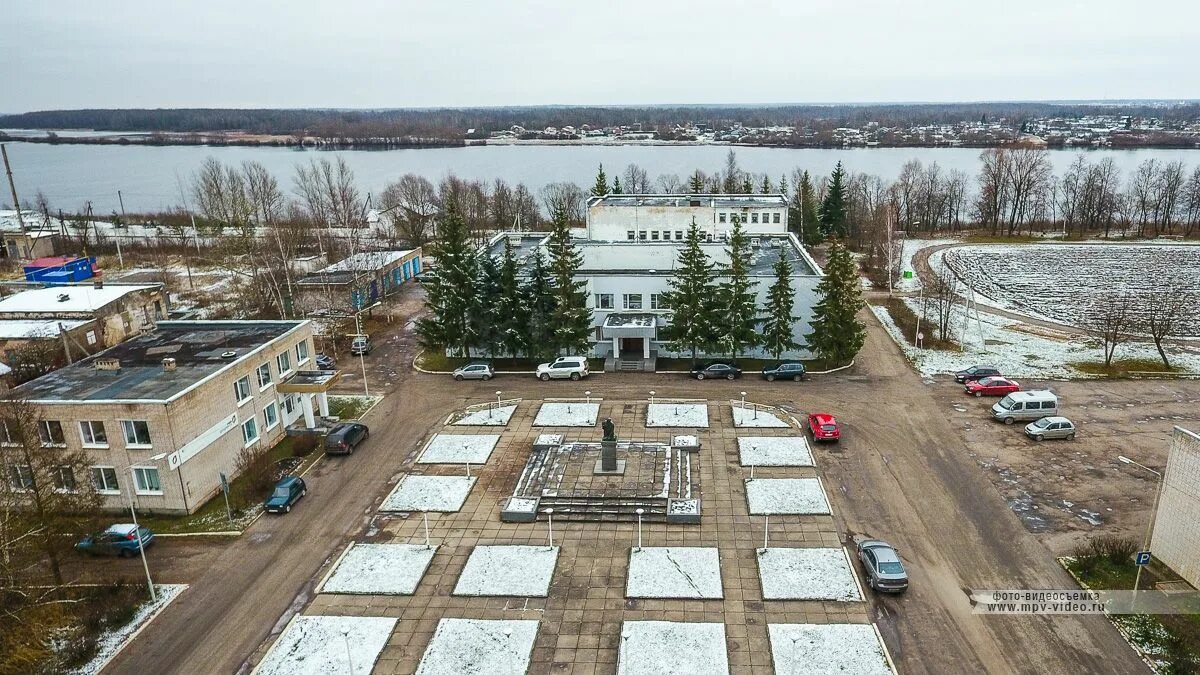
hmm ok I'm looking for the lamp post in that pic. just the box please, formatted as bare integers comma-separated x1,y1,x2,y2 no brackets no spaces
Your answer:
423,511,431,549
544,508,555,549
1118,454,1164,611
585,391,591,404
496,390,502,409
635,508,644,551
125,468,157,602
649,391,656,405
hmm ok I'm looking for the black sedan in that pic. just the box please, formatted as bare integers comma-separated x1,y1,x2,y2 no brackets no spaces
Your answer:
690,362,742,380
324,422,370,455
762,361,806,382
954,365,1001,383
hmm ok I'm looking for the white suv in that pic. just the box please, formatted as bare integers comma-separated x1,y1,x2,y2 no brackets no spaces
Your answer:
536,356,590,381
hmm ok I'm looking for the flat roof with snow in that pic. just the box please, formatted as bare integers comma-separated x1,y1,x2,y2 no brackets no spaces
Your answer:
590,194,787,209
0,284,160,315
0,318,91,339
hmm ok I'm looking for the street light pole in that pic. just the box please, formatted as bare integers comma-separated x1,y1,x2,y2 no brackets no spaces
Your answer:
125,472,156,602
1118,455,1164,611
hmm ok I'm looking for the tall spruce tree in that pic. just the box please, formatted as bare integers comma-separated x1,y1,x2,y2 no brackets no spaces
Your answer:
612,176,623,194
741,176,754,194
760,176,773,194
661,219,717,363
522,247,556,360
687,170,706,193
716,219,760,358
495,239,529,357
778,174,789,198
472,250,503,355
416,203,479,357
761,257,799,359
819,162,849,238
792,171,821,245
591,163,609,196
805,240,866,365
546,206,592,355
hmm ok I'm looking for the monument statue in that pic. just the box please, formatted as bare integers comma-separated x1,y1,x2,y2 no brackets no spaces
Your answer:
602,417,616,442
595,416,624,474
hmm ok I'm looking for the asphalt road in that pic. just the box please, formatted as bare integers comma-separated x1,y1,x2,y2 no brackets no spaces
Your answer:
102,307,1150,674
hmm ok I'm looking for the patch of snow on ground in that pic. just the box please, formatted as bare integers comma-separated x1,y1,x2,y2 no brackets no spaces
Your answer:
617,621,729,675
72,584,186,675
452,404,516,426
746,478,831,515
768,623,892,675
380,475,476,512
738,437,814,467
320,543,436,595
453,545,560,597
255,615,398,675
418,434,500,464
757,548,862,601
626,547,723,599
415,618,539,675
534,402,600,426
646,403,709,428
895,238,962,292
732,406,790,428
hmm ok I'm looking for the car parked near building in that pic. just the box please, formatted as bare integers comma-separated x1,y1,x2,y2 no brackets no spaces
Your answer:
350,335,372,356
808,412,841,442
536,356,589,381
75,523,155,557
453,361,495,381
691,362,741,380
857,539,909,593
955,365,1001,383
964,376,1020,397
315,353,336,369
1025,416,1076,441
324,422,370,455
265,476,307,513
761,362,806,382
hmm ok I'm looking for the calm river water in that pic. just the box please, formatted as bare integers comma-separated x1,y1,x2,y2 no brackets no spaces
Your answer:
1,139,1196,214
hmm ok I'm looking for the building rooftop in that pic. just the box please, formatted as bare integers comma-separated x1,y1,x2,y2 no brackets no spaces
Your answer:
0,318,91,340
0,284,159,315
14,320,307,403
297,250,416,286
589,194,788,209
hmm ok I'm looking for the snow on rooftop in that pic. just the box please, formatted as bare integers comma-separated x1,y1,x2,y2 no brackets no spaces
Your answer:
317,250,414,274
453,545,560,597
319,543,436,595
254,615,397,675
0,285,159,314
416,618,539,675
626,547,723,599
0,318,90,339
417,434,500,464
757,547,863,601
768,623,893,675
617,621,729,675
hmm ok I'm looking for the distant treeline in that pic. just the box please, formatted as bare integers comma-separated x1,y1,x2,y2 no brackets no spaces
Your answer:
3,102,1199,138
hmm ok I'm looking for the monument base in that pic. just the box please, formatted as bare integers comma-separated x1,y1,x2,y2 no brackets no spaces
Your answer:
593,459,627,475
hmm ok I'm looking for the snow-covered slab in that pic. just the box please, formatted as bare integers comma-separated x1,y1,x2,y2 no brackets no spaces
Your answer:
534,402,600,426
417,434,500,464
453,545,560,597
73,584,187,675
626,547,723,599
768,623,892,675
617,621,729,675
738,436,814,467
452,404,516,426
416,618,539,675
732,406,790,428
254,615,398,675
319,543,436,595
757,548,862,601
380,475,476,512
746,478,831,515
646,403,709,428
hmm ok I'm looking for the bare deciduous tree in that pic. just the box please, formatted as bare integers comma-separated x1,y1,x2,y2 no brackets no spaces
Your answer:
540,182,586,227
1084,291,1133,366
1140,277,1193,368
622,164,652,193
380,174,437,245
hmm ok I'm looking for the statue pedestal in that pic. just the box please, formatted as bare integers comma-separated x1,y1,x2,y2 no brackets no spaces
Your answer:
593,439,625,475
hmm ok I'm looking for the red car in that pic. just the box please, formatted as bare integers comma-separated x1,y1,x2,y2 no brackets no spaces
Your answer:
964,376,1020,397
808,413,841,442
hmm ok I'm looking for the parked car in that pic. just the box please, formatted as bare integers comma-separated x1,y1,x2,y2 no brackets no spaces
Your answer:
761,362,806,382
265,476,307,513
315,353,336,369
349,335,372,356
857,539,909,593
536,356,589,381
1025,416,1077,441
954,365,1001,383
325,422,370,455
75,523,155,557
992,390,1058,424
808,412,841,442
964,376,1020,397
454,361,495,381
691,362,741,380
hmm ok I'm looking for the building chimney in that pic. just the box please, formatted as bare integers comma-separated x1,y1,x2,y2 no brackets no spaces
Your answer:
94,358,121,371
162,357,176,372
94,279,104,290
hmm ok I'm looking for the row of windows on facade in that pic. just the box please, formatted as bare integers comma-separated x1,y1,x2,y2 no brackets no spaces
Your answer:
235,339,310,405
594,293,667,311
8,463,161,496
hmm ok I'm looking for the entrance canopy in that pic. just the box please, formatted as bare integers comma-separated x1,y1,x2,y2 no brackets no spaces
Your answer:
601,313,660,340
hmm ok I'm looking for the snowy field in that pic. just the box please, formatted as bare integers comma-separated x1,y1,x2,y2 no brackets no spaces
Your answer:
757,548,862,601
732,406,791,428
534,402,600,426
940,244,1200,336
746,478,832,515
768,623,893,675
319,543,436,595
894,238,962,292
646,403,709,427
617,621,729,675
72,584,186,675
254,615,398,675
453,545,560,597
417,434,500,464
738,437,814,467
452,404,516,426
415,618,539,675
626,547,723,599
380,475,476,512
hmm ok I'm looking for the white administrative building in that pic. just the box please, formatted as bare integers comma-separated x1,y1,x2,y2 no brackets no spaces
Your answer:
1149,426,1200,589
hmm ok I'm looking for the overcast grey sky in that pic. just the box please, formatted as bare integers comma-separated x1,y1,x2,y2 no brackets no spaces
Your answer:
4,0,1199,112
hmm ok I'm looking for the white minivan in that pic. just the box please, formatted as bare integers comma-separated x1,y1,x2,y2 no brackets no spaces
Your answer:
991,390,1058,425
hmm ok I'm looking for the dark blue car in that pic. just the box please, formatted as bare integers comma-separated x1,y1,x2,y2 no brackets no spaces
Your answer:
265,476,307,514
75,523,155,557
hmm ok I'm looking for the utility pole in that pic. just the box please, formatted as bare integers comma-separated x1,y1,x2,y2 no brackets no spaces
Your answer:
2,145,26,230
115,190,126,268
